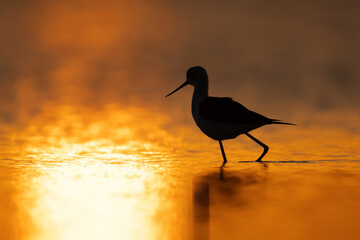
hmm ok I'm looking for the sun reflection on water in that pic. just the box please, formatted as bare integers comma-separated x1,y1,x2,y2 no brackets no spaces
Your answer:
26,162,158,240
4,157,192,240
1,103,360,240
0,103,193,240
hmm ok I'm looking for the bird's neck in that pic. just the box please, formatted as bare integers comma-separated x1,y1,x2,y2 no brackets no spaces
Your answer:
194,84,208,98
191,84,208,118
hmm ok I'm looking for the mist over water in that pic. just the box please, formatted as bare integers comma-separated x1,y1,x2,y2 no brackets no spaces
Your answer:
1,0,360,118
1,0,360,239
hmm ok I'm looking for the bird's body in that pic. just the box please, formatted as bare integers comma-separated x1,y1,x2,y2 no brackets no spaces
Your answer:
193,96,270,140
166,66,294,165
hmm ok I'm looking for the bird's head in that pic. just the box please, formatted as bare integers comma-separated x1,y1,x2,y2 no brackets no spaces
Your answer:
186,66,208,86
166,66,208,97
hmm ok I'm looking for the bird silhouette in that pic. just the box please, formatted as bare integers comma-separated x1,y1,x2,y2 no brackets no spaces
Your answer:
166,66,294,165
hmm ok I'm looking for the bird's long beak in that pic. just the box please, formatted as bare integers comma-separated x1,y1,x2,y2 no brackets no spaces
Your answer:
165,81,188,97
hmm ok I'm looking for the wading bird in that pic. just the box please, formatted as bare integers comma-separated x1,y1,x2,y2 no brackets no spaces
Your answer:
166,66,294,165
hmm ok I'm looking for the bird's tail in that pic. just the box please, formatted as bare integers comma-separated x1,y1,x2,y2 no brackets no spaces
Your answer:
270,119,296,126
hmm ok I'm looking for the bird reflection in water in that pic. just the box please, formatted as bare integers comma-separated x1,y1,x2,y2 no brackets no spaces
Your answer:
193,165,267,240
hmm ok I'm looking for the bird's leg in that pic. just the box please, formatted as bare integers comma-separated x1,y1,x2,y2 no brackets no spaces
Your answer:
218,140,227,166
245,133,269,162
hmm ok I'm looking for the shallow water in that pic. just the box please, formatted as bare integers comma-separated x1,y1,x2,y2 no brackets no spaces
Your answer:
1,153,360,240
1,105,360,240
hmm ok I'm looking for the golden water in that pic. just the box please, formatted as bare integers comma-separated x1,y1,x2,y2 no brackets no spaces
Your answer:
1,105,360,240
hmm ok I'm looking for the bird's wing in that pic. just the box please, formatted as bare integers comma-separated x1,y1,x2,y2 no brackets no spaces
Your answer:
199,97,271,124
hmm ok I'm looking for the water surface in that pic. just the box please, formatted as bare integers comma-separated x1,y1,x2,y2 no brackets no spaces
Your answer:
1,105,360,239
1,149,360,240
